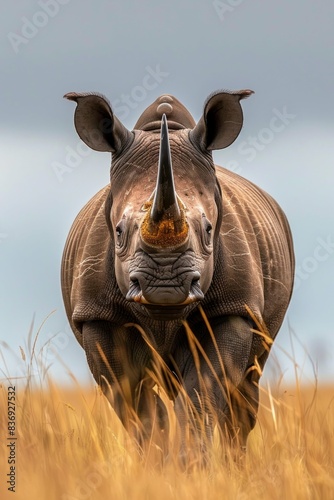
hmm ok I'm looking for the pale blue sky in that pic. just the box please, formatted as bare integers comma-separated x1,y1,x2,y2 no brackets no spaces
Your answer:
1,0,334,385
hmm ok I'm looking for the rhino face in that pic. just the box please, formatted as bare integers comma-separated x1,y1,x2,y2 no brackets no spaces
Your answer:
65,90,253,318
109,123,220,317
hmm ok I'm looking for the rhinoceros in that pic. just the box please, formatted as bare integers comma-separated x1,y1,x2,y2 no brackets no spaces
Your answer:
61,89,294,455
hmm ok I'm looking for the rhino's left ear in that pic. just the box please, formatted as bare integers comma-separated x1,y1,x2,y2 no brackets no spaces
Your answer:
190,89,254,151
64,92,133,153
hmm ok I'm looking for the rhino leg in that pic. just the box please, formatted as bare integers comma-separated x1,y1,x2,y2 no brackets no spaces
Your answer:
223,365,260,448
82,321,168,450
173,315,258,459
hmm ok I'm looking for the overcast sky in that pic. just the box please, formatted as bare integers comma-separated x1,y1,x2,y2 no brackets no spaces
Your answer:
1,0,334,386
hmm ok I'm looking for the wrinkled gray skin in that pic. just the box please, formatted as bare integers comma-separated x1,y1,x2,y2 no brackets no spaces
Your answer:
61,90,294,457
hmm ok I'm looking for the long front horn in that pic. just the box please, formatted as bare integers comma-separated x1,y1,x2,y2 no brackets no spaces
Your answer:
150,114,181,223
141,114,188,248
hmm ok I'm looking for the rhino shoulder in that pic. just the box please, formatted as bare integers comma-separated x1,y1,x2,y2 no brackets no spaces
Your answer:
61,186,122,341
210,165,294,336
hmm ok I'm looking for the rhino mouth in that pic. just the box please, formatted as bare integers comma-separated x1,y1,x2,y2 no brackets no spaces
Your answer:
127,285,203,320
130,289,200,306
125,250,204,318
126,272,204,309
127,290,202,321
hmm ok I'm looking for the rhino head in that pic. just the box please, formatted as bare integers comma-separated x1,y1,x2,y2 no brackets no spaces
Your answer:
65,90,253,319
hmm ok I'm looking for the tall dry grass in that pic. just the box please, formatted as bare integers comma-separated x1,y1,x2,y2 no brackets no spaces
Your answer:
0,320,333,500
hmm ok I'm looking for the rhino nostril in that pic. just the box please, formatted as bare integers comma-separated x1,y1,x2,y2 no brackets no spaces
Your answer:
190,272,204,300
190,272,201,284
130,276,141,290
126,276,143,302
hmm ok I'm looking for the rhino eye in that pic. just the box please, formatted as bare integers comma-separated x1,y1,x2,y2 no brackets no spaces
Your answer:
202,215,213,246
115,218,129,257
202,215,212,233
115,219,126,241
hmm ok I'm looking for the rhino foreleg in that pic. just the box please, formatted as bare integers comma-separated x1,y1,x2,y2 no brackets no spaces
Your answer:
82,321,168,450
174,315,259,458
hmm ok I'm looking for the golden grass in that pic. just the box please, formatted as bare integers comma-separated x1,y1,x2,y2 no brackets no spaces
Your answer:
0,315,333,500
0,373,333,499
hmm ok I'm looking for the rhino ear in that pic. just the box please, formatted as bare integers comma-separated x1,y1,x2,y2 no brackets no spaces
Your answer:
190,89,254,151
64,92,133,153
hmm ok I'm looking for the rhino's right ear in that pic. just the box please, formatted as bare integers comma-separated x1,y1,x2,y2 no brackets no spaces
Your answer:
189,89,254,151
64,92,133,153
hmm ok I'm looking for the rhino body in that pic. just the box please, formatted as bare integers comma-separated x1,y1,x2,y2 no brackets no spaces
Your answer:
61,90,294,454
